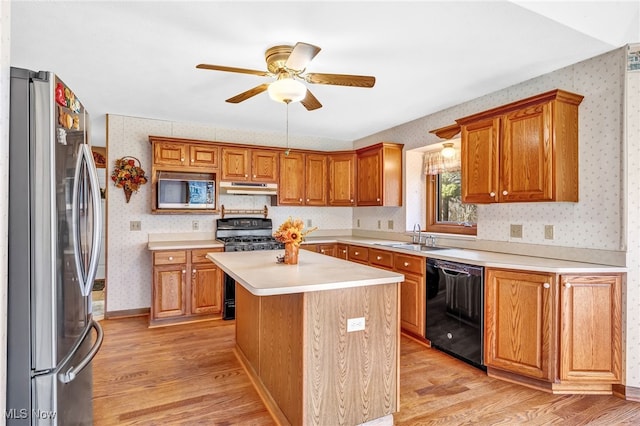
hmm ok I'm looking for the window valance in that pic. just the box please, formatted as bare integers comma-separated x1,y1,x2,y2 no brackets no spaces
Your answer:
423,149,461,175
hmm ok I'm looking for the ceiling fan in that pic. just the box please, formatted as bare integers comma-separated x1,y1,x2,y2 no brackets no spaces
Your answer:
196,42,375,111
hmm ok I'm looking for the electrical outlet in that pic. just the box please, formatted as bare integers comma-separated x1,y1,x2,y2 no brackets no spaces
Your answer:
377,220,381,229
388,220,394,230
307,219,312,227
192,220,199,231
347,317,365,332
130,221,141,231
357,219,360,227
544,225,554,240
510,224,523,238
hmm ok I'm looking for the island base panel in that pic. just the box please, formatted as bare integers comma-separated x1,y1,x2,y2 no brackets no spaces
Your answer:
235,282,400,426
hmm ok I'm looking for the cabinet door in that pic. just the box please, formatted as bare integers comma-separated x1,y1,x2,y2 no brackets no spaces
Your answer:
336,244,348,260
461,118,500,203
317,243,337,257
356,148,382,206
278,152,305,205
328,153,356,206
305,154,327,206
152,265,187,319
221,147,250,181
485,269,556,381
251,149,278,182
154,142,186,167
189,144,219,169
559,275,622,383
191,263,222,315
347,245,369,264
400,272,425,336
501,103,552,202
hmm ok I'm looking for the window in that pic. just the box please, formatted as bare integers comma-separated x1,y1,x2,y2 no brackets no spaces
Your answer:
424,148,477,235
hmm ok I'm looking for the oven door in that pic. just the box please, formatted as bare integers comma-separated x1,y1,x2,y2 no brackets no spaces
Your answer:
426,259,485,369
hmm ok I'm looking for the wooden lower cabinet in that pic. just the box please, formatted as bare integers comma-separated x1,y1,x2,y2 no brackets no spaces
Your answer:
484,269,556,381
485,268,623,393
336,243,348,259
151,248,223,326
394,252,426,337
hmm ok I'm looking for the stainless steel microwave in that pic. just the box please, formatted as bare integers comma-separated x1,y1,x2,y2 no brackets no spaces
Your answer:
157,171,215,209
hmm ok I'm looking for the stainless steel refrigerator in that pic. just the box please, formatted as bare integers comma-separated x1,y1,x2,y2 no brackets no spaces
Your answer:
8,67,103,425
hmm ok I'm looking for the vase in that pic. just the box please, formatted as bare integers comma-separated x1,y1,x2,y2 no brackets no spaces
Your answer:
284,242,299,265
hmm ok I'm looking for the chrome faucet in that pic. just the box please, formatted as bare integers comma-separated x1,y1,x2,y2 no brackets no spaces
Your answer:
412,223,422,244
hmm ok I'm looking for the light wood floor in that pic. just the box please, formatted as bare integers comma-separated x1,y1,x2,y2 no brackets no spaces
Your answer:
93,316,640,425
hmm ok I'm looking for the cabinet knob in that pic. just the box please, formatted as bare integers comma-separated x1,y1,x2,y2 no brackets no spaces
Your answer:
191,158,194,163
321,249,325,253
376,198,381,202
490,192,496,197
350,199,354,203
502,190,508,195
342,249,347,253
404,262,409,267
306,198,310,202
377,256,382,260
299,198,303,202
192,269,196,273
182,269,186,274
565,282,572,288
168,256,173,261
180,158,184,162
355,251,359,255
543,283,550,289
253,174,256,178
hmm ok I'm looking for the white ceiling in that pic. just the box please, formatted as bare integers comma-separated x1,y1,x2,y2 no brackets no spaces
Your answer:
9,1,640,144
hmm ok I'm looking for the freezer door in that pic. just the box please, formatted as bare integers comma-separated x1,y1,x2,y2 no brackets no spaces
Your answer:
33,320,103,426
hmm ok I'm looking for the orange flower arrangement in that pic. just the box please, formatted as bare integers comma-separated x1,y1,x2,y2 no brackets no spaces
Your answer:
111,157,148,202
273,217,317,247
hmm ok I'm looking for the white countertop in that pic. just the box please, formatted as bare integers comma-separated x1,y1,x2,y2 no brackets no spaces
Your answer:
147,239,223,251
207,249,405,296
304,237,627,274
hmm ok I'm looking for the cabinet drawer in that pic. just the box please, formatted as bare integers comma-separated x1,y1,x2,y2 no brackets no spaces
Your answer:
154,250,187,265
394,253,424,275
191,247,222,264
347,245,369,263
369,248,394,269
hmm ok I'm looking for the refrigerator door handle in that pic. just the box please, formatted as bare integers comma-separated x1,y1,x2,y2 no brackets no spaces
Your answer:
71,143,103,296
58,320,104,384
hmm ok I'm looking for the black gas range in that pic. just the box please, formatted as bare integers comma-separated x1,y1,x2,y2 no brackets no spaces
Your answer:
215,217,283,319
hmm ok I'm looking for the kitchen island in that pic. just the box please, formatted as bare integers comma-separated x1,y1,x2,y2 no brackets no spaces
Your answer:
207,249,405,426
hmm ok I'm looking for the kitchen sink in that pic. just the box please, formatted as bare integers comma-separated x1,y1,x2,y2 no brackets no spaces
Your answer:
375,242,449,252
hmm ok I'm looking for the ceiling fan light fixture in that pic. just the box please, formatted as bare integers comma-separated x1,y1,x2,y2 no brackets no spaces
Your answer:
268,78,307,104
441,142,456,158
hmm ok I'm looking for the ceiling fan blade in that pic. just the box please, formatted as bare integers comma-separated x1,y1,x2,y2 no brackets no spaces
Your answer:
301,89,322,111
196,64,269,77
285,42,321,71
305,73,375,88
225,83,270,103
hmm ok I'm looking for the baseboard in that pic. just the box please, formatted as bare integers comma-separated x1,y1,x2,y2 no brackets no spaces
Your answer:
105,307,150,319
613,384,640,402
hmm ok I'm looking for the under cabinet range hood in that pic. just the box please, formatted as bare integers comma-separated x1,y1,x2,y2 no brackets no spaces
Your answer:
219,181,278,195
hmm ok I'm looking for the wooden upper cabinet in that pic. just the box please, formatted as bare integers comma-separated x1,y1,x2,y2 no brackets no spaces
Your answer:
328,153,356,206
251,149,278,182
278,152,327,206
304,154,327,206
221,147,278,182
221,147,251,181
457,89,583,204
278,152,305,205
153,140,218,170
559,274,622,383
189,144,219,169
484,268,557,381
154,142,187,167
356,142,403,206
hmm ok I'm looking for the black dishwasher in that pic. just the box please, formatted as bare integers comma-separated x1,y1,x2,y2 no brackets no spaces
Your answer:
426,258,485,370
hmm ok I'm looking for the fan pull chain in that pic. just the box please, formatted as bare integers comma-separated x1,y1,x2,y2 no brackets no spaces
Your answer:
285,99,291,155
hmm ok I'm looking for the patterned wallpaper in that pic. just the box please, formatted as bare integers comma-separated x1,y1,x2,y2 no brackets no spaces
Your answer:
105,116,354,315
105,45,640,388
